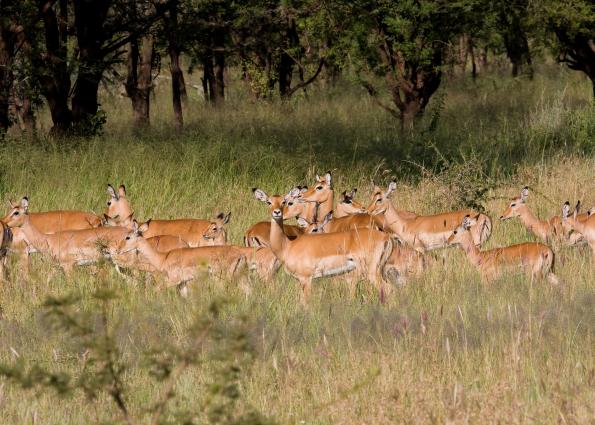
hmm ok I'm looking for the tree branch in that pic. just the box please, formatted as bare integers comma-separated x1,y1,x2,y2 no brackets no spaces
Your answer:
285,59,325,97
360,80,400,118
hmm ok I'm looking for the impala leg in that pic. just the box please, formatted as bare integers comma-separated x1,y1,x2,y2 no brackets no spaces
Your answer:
298,276,312,305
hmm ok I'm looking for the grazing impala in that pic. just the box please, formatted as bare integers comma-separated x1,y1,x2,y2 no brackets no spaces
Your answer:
500,187,588,244
367,181,492,252
253,188,393,303
298,212,425,285
104,184,229,246
448,215,560,284
4,198,128,276
562,201,595,262
116,220,247,294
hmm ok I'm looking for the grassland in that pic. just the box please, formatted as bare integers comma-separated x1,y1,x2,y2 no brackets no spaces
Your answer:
0,66,594,424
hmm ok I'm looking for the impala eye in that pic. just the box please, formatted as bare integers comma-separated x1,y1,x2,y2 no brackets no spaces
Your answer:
125,236,130,240
13,211,19,216
376,198,381,203
453,230,458,235
345,200,352,204
266,201,272,205
316,186,323,190
288,202,294,206
312,228,318,233
511,203,516,207
107,201,112,206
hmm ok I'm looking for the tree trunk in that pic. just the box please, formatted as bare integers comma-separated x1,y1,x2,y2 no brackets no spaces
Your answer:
169,45,184,128
213,35,225,105
71,0,110,130
0,25,16,131
125,35,154,127
203,52,215,104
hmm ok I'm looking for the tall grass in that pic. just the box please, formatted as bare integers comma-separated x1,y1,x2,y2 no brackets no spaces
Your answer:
0,66,593,424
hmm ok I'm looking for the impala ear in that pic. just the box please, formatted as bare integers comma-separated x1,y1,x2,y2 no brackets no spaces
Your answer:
461,214,472,230
322,211,333,225
386,180,397,197
574,201,580,220
351,188,357,197
138,219,151,234
287,187,301,199
252,188,269,204
107,184,118,199
315,174,321,181
118,185,126,198
296,217,310,228
324,171,332,186
520,186,529,202
223,212,231,224
299,186,308,193
132,219,139,233
21,197,29,212
562,201,570,220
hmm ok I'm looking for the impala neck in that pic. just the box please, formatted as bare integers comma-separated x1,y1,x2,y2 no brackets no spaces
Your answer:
382,201,406,233
136,237,167,271
317,191,334,223
459,231,483,268
517,205,544,233
20,214,50,253
334,204,348,219
269,217,289,258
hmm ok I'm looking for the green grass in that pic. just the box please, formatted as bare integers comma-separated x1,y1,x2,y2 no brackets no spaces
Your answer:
0,66,594,424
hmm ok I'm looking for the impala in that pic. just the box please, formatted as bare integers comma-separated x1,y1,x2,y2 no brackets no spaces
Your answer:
201,214,280,281
244,187,306,247
500,187,588,244
335,189,367,218
298,212,425,285
3,199,102,274
562,201,595,262
253,188,393,303
0,220,11,281
367,181,492,251
298,172,334,224
104,183,229,246
4,198,128,276
116,220,247,294
448,215,560,284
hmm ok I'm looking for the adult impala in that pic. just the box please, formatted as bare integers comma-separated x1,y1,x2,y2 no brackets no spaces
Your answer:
4,198,128,277
253,188,393,303
500,187,588,244
367,181,492,252
298,172,334,224
335,189,367,218
448,215,560,284
116,220,248,295
562,201,595,262
298,212,425,285
3,198,102,275
104,184,229,246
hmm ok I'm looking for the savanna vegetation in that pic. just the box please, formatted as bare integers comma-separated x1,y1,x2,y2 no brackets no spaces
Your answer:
0,0,594,424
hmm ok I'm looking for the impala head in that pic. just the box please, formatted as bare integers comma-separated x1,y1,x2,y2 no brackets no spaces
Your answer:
447,215,478,245
202,212,231,243
283,186,308,219
253,188,297,221
105,184,133,225
367,180,396,215
297,211,332,234
117,219,151,255
3,197,29,228
337,188,366,215
500,186,529,220
299,172,332,204
562,201,580,222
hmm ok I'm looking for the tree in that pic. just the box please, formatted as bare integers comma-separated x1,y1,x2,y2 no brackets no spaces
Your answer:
536,0,595,98
493,0,534,78
337,0,472,128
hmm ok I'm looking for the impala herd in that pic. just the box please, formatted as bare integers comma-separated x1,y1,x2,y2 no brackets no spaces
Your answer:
0,174,593,303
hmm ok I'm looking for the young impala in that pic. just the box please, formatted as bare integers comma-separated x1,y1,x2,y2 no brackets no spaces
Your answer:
562,201,595,262
4,198,129,277
367,181,492,252
298,212,425,285
448,215,560,284
115,220,247,295
253,188,393,303
104,184,229,246
500,187,588,244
